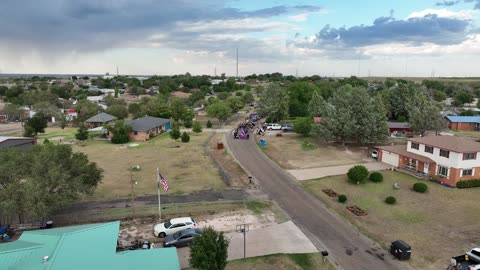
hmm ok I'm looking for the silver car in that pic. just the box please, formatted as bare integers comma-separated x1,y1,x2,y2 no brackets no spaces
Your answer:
163,228,203,248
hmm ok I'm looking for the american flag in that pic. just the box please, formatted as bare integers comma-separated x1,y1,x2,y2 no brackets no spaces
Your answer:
158,173,169,192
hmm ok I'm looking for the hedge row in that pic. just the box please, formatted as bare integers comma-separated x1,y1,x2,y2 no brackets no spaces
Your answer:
456,179,480,189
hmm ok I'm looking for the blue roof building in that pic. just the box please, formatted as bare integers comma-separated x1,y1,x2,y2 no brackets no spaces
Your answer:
0,221,180,270
446,116,480,131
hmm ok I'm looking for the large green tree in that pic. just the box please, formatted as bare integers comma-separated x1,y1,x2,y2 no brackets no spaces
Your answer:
257,83,289,122
23,113,48,137
106,104,128,119
0,144,103,222
109,120,132,144
312,86,388,144
286,82,319,117
407,93,445,136
207,101,232,123
189,227,229,270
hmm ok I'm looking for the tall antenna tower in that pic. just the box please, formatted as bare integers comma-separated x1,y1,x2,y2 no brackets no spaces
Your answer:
116,66,119,76
236,48,239,79
214,66,217,77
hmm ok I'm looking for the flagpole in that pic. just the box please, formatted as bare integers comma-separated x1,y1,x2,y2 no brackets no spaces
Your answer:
157,168,161,220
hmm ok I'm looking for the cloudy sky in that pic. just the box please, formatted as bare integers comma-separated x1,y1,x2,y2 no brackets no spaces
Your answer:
1,0,480,77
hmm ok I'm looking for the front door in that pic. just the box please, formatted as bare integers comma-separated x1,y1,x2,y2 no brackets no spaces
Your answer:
424,163,429,174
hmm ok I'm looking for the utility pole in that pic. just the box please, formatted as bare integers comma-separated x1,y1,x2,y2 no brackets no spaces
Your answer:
236,224,249,258
236,48,239,79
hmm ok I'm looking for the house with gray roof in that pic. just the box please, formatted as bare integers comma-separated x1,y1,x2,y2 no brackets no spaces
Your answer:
85,112,117,128
125,116,171,141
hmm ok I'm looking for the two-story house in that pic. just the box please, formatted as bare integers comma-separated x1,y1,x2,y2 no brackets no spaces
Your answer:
377,136,480,187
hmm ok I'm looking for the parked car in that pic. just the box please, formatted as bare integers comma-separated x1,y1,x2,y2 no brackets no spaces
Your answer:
267,123,282,130
282,124,294,132
449,248,480,270
163,228,203,248
154,217,197,238
371,150,378,160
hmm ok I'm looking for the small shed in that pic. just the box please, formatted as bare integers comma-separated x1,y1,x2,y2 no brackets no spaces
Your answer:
390,240,411,261
387,122,413,137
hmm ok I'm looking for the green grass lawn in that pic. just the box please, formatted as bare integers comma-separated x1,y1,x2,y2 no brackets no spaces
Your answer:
302,171,480,270
71,132,226,200
225,253,335,270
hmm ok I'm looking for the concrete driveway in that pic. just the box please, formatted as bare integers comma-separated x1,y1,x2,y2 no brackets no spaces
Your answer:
176,221,317,269
288,162,391,181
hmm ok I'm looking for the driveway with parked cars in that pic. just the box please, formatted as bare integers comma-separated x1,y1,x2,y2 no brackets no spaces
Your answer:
175,221,318,269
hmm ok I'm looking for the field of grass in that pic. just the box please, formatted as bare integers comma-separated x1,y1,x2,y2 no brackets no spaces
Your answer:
259,134,369,169
302,171,480,270
225,253,335,270
72,132,226,200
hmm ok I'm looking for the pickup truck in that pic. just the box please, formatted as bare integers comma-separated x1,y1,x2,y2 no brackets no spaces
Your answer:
267,123,282,130
449,248,480,270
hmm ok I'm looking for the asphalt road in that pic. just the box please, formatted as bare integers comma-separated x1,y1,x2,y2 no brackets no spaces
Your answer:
225,132,407,270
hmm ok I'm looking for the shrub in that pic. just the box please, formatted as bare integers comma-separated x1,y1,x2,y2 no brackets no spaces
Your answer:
456,179,480,188
181,132,190,143
192,121,203,133
183,118,193,128
347,165,369,184
413,182,428,193
385,196,396,204
369,172,383,183
338,195,347,203
206,120,213,128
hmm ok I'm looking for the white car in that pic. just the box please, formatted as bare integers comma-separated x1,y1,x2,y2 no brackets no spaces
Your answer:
154,217,197,238
267,123,282,130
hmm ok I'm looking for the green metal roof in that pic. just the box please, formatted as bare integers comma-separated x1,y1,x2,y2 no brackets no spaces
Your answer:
0,221,180,270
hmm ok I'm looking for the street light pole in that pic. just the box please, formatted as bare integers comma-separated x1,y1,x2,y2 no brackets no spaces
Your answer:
236,224,249,259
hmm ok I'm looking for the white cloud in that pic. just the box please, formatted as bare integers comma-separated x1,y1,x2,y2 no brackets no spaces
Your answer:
362,34,480,57
176,18,300,33
289,13,308,22
406,9,476,20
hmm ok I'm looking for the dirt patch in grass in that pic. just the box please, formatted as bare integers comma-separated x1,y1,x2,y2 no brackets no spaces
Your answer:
115,200,282,246
257,134,371,169
73,132,226,200
302,171,480,270
226,253,335,270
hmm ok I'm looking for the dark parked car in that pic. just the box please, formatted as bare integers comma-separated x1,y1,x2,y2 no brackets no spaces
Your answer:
163,228,203,248
282,124,294,132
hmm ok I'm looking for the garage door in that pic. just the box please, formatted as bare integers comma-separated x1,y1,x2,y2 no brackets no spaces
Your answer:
381,150,399,167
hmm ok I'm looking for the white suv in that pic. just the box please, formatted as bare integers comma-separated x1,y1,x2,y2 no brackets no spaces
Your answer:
267,123,282,130
154,217,197,238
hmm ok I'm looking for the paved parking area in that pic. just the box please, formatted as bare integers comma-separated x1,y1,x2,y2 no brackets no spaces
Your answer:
176,221,317,269
287,162,390,180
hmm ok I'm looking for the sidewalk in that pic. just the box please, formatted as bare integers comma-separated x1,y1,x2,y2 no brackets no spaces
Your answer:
287,162,390,181
176,221,318,269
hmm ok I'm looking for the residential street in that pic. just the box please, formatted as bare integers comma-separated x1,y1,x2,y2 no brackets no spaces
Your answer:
225,133,407,270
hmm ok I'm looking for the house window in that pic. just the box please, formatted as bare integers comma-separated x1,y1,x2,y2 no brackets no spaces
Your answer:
438,166,449,177
463,153,476,160
424,146,434,154
440,149,450,158
411,142,419,150
462,169,473,176
134,131,138,135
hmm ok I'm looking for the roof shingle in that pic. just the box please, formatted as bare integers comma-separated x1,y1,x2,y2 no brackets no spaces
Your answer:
85,112,117,123
409,136,480,153
126,116,170,132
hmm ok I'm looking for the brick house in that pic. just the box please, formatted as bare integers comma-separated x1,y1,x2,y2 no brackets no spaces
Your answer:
377,136,480,187
446,116,480,131
85,112,117,128
125,116,171,141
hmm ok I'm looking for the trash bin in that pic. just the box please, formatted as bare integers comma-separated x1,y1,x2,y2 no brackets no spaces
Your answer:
217,142,224,150
259,139,267,147
390,240,411,261
46,221,54,229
